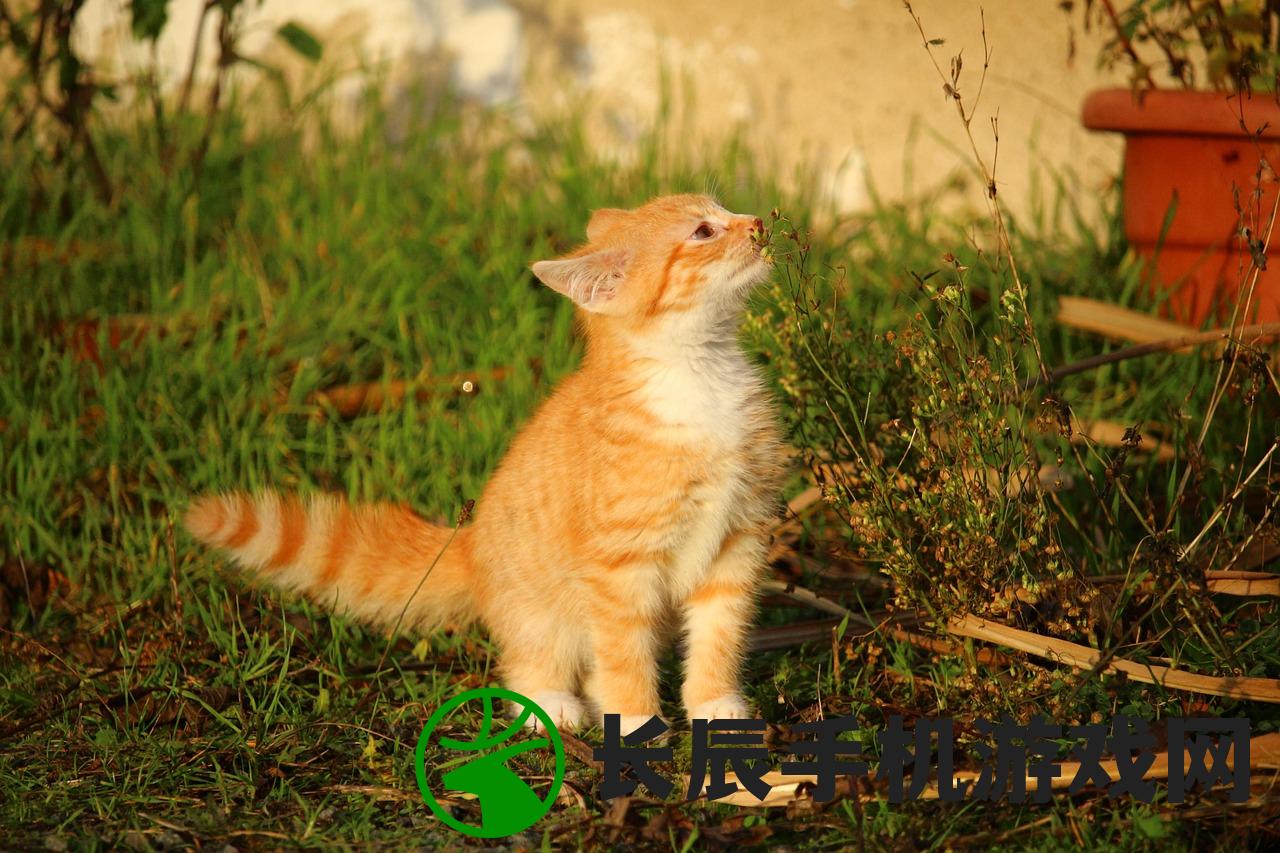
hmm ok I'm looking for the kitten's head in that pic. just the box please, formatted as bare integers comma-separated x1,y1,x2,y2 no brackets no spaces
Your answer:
530,194,770,332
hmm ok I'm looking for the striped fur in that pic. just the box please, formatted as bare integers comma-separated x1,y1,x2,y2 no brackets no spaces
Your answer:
187,195,786,733
186,492,475,630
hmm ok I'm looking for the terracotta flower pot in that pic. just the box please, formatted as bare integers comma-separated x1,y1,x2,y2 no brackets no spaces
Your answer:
1082,88,1280,325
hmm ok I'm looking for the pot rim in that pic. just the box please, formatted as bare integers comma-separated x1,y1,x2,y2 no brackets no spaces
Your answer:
1082,87,1280,140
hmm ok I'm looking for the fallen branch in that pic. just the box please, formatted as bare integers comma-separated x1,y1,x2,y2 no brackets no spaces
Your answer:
761,580,876,630
947,614,1280,703
1028,322,1280,390
749,618,842,652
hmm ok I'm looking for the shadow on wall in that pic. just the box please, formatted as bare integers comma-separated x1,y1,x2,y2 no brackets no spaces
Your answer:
74,0,526,106
70,0,1124,221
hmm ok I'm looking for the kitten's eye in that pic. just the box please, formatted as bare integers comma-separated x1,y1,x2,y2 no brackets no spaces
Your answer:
690,222,716,240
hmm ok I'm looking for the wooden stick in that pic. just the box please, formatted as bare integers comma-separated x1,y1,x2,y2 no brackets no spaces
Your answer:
749,618,842,652
762,580,876,630
1202,575,1280,596
947,614,1280,703
1056,295,1194,346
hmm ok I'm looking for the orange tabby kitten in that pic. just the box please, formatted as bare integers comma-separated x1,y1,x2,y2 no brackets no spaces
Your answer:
186,194,785,733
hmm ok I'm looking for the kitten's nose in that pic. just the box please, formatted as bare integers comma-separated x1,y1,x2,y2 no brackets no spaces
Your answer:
751,217,763,232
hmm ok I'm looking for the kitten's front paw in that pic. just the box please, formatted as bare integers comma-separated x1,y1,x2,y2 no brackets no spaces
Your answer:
517,691,584,732
688,694,751,723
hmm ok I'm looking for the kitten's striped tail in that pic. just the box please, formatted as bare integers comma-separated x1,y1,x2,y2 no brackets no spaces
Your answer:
185,491,477,631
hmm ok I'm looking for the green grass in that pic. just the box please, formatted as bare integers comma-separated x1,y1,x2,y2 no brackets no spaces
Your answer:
1,88,1277,850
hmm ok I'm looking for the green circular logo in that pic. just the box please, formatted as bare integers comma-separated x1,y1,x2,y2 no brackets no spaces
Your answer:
414,687,565,839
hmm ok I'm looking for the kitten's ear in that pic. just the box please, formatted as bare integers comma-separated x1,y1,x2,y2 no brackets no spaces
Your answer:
531,249,630,313
586,208,628,243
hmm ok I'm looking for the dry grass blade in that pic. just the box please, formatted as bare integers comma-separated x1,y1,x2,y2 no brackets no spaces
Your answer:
948,615,1280,703
316,784,419,802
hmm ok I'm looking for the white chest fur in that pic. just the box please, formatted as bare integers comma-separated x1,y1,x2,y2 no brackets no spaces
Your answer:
634,340,759,445
665,464,748,594
630,339,762,590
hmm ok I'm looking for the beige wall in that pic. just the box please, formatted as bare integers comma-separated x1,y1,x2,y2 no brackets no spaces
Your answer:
523,0,1126,220
66,0,1127,221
